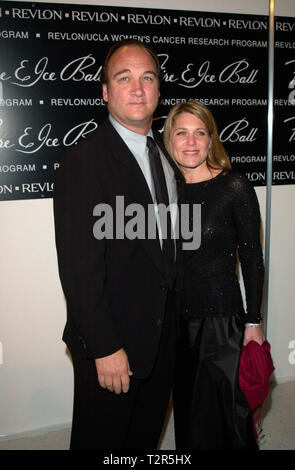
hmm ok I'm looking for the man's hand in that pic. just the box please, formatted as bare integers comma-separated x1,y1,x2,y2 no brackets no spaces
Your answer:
95,348,133,394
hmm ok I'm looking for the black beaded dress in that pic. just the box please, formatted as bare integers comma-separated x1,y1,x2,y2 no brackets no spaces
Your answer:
173,170,264,450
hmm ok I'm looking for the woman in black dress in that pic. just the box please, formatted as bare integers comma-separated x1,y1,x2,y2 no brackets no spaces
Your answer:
164,101,265,450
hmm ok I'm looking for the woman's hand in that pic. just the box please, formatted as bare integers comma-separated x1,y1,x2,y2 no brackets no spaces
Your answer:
243,324,265,346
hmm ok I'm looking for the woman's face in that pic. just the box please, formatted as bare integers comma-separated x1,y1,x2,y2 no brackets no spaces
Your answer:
171,112,212,173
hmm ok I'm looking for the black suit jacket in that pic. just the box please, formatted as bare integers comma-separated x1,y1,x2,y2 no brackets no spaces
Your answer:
53,118,185,378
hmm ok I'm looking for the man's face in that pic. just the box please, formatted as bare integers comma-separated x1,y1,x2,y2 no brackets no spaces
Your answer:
102,45,160,134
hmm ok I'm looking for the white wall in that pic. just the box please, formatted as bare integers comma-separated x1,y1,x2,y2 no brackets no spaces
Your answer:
1,0,294,438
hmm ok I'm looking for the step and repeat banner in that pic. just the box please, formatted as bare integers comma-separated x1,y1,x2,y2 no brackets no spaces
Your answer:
0,1,294,200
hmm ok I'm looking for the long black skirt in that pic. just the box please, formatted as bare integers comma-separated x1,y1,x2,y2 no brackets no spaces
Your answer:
173,313,258,450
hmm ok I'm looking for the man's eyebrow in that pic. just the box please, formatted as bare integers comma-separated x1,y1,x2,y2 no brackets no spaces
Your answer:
144,70,157,77
113,68,131,78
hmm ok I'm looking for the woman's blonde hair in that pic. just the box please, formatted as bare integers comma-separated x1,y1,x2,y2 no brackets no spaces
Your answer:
163,100,231,171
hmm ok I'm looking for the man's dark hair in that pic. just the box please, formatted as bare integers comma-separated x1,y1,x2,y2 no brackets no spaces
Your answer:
101,39,162,86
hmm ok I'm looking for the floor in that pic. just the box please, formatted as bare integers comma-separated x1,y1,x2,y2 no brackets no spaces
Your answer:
0,380,294,451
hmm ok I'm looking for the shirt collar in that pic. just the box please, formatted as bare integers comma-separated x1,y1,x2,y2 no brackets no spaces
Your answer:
109,114,153,155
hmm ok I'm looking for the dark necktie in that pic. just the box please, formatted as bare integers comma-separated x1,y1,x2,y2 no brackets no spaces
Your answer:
146,136,176,289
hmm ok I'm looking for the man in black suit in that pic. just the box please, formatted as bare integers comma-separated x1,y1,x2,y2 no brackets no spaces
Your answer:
53,39,184,450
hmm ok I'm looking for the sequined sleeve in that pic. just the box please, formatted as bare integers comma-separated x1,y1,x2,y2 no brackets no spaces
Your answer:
231,174,264,323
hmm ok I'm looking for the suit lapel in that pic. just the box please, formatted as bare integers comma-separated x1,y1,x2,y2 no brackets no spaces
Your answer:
101,119,165,276
153,130,186,204
153,129,187,265
100,119,186,277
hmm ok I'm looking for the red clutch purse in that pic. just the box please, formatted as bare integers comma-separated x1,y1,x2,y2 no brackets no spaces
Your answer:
239,340,275,438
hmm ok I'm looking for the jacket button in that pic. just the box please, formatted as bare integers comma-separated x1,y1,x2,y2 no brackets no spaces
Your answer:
160,283,166,292
156,318,163,326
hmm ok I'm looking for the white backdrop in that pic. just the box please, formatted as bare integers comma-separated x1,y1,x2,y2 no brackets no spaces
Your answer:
0,0,294,438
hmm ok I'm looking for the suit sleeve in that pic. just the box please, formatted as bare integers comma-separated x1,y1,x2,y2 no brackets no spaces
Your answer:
53,145,122,359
